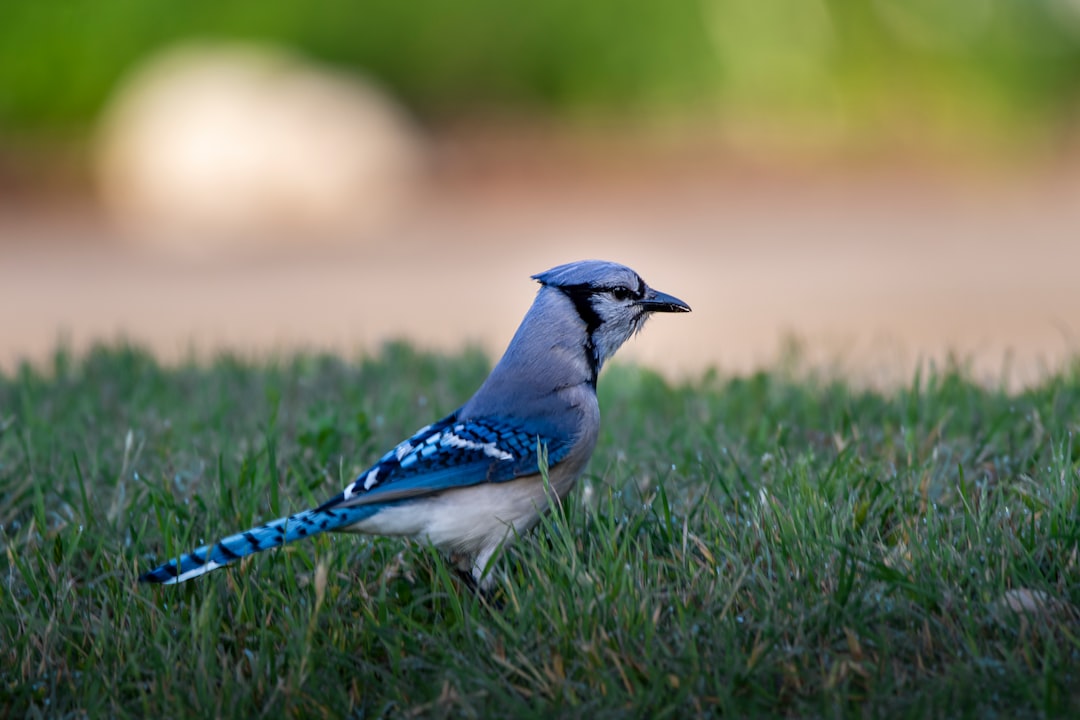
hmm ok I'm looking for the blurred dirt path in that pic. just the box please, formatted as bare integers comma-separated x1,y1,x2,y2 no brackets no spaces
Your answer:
3,163,1080,388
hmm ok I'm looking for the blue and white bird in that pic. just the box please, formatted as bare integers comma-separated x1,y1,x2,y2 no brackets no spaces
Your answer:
139,260,690,589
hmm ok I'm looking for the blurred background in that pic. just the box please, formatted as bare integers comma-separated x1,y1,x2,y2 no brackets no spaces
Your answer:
3,0,1080,386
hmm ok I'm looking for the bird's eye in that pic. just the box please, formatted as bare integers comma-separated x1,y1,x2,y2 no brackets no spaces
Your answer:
611,287,633,301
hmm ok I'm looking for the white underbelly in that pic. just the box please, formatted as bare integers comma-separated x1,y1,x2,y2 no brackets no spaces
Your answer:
345,471,568,554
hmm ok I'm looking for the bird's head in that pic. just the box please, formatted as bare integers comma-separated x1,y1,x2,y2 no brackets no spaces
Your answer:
532,260,691,374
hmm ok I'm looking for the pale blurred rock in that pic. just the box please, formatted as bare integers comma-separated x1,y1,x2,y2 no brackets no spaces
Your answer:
994,588,1079,625
95,42,425,254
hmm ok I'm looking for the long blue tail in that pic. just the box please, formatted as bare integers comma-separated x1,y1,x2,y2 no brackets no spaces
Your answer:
139,503,379,584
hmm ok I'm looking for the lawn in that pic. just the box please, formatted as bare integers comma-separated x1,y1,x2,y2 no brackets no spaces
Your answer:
1,342,1078,717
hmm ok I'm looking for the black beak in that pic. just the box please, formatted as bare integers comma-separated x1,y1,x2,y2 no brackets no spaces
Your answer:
639,288,691,313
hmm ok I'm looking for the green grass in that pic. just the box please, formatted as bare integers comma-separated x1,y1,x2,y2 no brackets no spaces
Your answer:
1,342,1078,717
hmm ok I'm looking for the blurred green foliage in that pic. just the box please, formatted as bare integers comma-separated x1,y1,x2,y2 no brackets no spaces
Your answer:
1,0,1080,146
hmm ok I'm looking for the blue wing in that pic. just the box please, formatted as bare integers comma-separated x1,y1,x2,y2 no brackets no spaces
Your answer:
140,411,572,584
317,411,572,511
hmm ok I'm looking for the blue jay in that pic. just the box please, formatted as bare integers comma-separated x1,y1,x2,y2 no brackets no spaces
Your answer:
139,260,690,589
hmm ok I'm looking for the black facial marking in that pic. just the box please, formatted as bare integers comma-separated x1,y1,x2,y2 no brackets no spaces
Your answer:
557,285,601,386
558,285,603,334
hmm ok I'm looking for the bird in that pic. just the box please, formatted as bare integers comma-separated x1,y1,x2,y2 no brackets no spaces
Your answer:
139,260,690,589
